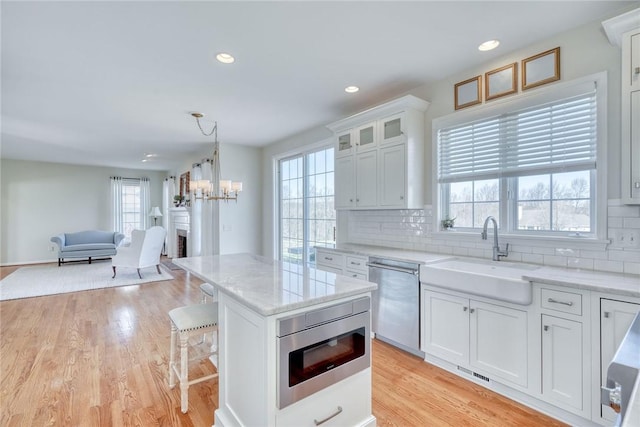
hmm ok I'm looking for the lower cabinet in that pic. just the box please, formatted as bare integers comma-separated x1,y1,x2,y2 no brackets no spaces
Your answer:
541,314,583,411
422,288,528,388
315,249,368,280
598,298,640,423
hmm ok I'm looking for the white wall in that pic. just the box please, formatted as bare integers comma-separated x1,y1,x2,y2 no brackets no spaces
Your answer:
0,159,165,265
172,142,263,255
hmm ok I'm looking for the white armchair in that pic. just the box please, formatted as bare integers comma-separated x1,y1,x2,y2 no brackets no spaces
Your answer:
111,226,167,279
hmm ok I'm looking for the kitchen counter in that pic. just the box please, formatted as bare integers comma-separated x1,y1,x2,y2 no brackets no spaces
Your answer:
332,243,453,264
173,253,376,427
523,266,640,298
172,253,377,316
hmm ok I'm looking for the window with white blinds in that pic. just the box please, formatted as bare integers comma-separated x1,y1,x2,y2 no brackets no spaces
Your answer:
438,87,597,183
435,73,605,237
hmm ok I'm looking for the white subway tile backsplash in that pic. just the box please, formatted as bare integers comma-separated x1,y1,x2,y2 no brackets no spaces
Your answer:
593,259,625,273
346,200,640,275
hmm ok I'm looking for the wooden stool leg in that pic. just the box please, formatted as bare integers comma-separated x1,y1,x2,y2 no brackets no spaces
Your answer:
169,324,177,388
179,332,189,413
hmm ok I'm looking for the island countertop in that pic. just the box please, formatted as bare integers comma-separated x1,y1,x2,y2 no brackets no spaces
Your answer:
172,253,377,316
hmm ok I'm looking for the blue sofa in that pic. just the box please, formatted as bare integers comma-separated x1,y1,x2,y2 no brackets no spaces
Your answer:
51,230,125,266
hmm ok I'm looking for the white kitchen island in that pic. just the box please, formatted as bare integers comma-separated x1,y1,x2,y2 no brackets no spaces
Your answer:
172,253,377,427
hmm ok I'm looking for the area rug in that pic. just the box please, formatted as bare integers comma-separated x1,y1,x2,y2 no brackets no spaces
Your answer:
0,262,174,301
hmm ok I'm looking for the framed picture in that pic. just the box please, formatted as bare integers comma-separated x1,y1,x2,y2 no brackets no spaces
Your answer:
179,171,190,199
454,76,482,110
522,47,560,90
485,63,517,101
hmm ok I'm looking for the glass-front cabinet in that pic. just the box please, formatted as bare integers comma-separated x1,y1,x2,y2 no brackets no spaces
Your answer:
379,113,404,146
336,130,354,158
356,122,377,152
327,95,430,210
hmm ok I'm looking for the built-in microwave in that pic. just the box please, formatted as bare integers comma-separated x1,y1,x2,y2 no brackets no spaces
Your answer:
277,296,371,409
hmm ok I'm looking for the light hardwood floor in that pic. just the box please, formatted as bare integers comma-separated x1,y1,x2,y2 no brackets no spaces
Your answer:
0,261,567,426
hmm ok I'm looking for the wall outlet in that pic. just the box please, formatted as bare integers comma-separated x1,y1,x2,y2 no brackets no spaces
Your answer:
611,229,640,248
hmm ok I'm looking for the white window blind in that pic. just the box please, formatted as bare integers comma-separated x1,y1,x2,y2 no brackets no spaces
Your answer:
438,84,597,183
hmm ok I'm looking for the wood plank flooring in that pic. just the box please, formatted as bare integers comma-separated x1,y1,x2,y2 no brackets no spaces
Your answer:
1,261,567,426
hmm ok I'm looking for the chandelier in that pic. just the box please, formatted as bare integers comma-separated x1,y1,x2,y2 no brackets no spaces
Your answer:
190,112,243,202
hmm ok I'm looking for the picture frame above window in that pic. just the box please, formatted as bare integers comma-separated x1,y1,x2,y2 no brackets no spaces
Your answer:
454,75,482,110
522,47,560,90
485,62,518,101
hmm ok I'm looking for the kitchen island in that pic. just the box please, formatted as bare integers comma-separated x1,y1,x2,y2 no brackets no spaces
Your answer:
172,253,377,427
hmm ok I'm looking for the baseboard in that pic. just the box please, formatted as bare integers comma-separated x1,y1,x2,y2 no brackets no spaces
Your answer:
1,259,56,267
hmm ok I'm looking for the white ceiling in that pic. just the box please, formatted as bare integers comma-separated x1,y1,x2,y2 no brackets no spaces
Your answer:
1,1,633,171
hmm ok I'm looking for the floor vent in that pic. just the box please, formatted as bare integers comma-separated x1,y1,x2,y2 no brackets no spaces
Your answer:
473,372,490,382
456,366,490,383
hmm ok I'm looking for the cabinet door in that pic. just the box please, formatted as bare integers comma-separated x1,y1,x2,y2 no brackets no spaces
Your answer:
334,156,355,209
630,33,639,91
379,143,406,208
600,299,640,421
336,130,354,158
355,151,377,208
379,113,405,146
629,90,640,200
542,315,583,411
356,122,377,152
469,301,528,387
422,290,469,366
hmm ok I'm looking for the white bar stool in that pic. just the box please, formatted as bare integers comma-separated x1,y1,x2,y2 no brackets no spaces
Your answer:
200,283,217,303
168,302,219,413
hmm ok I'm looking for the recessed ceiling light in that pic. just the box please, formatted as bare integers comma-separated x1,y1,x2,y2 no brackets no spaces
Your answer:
216,53,235,64
345,86,359,93
145,153,156,158
478,40,500,51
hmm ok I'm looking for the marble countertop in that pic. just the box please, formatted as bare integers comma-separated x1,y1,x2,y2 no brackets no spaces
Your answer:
172,253,377,316
327,243,454,265
325,244,640,298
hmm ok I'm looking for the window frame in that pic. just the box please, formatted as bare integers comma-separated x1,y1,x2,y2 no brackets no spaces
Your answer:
276,143,336,266
433,72,607,242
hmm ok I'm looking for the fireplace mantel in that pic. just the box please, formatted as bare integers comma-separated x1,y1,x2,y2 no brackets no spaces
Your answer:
167,207,190,258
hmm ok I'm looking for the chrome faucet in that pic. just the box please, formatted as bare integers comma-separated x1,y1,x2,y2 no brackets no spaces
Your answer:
481,216,509,261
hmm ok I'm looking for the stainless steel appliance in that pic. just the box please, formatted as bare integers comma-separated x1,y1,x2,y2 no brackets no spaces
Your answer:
601,312,640,426
368,257,423,357
277,296,371,409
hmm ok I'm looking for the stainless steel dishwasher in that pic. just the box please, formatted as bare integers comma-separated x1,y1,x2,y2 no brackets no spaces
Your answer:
368,257,423,357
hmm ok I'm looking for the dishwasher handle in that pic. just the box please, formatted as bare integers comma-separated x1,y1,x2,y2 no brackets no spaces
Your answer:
367,262,419,276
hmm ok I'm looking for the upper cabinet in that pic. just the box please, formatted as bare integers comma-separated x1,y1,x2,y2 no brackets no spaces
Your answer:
327,95,430,210
603,8,640,204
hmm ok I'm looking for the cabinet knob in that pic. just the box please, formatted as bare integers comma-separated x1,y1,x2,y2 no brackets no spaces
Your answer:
469,308,475,314
400,196,404,200
349,199,353,202
604,311,610,318
543,325,549,331
635,67,640,75
463,306,468,311
356,199,360,202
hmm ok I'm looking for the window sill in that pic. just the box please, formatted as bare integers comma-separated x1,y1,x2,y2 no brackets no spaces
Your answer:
432,230,610,251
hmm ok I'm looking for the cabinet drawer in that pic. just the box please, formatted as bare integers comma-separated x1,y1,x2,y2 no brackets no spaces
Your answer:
316,250,344,268
345,256,367,272
345,271,367,281
276,369,372,426
541,288,582,316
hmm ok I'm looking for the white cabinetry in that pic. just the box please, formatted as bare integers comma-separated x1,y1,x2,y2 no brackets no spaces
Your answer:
537,286,590,416
597,298,640,423
315,248,368,280
327,95,429,210
421,288,528,388
603,9,640,203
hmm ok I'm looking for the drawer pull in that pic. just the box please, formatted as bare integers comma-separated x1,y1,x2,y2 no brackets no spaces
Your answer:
350,261,361,266
314,406,343,426
548,298,573,307
324,257,333,261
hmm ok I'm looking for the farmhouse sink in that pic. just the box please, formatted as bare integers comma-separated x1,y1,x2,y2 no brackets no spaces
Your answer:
420,258,539,305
